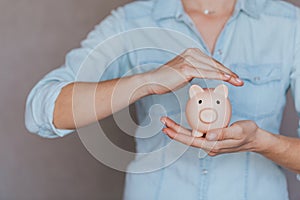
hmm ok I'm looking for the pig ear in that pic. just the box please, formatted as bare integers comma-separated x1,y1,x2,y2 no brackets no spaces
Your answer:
189,85,204,98
214,84,228,98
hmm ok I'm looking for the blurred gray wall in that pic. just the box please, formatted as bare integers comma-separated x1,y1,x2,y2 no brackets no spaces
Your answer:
0,0,299,199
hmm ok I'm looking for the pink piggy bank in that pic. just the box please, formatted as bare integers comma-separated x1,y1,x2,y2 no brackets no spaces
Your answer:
186,84,232,137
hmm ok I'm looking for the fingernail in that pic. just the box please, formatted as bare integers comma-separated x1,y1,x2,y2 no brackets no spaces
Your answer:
160,118,166,125
224,73,231,79
207,133,217,141
235,78,243,83
163,129,169,135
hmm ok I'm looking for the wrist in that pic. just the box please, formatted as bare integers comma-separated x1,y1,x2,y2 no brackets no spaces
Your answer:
253,128,280,155
139,71,157,95
134,72,154,97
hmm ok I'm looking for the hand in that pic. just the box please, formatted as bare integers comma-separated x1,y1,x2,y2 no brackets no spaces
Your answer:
144,48,243,95
161,117,262,156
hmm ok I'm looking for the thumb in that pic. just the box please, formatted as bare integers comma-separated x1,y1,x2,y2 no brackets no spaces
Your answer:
206,127,238,141
206,129,224,141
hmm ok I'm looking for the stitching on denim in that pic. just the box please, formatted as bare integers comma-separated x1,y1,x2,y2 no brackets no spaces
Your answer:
244,152,250,200
198,157,204,200
154,135,167,200
203,157,212,200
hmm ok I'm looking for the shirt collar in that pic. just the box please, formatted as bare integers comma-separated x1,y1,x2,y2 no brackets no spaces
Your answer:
152,0,182,21
239,0,269,19
152,0,269,21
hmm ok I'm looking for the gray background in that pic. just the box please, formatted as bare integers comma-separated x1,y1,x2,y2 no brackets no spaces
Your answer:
1,0,299,199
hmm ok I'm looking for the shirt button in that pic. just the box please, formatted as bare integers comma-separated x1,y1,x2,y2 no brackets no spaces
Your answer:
198,150,207,159
202,169,208,175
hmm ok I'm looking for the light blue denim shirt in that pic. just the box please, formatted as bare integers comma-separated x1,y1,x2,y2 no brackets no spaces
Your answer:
25,0,300,199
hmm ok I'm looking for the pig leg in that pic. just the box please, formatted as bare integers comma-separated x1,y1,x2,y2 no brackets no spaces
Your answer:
192,130,204,137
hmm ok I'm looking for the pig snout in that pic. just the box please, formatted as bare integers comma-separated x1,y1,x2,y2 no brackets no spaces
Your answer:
199,108,218,124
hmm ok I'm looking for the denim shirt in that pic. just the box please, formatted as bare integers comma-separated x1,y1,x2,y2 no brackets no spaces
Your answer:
25,0,300,199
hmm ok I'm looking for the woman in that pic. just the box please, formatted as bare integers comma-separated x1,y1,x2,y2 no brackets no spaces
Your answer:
25,0,300,199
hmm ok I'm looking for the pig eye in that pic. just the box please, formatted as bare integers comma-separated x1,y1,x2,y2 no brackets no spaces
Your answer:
216,100,221,105
198,100,203,104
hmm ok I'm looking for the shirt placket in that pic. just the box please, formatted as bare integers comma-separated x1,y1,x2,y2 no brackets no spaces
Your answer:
198,151,212,200
175,5,241,59
176,11,239,200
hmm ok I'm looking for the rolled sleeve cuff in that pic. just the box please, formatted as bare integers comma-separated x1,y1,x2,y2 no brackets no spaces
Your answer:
38,126,74,139
28,81,75,138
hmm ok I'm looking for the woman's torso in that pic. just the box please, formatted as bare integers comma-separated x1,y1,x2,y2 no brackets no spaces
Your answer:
97,0,298,199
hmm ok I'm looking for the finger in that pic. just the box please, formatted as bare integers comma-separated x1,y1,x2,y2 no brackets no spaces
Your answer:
163,128,208,148
212,139,242,150
209,58,244,86
211,58,238,77
183,54,218,71
200,140,244,155
160,117,191,136
204,139,250,156
188,50,237,77
163,128,195,146
191,54,243,86
207,148,244,157
206,125,244,141
181,52,244,86
163,127,241,153
212,145,248,154
187,67,243,86
184,66,228,80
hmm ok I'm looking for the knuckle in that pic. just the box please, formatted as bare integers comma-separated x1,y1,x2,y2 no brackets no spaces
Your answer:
220,130,228,140
213,145,221,152
177,64,192,80
190,48,199,52
183,54,193,60
182,55,194,65
173,121,179,126
235,124,244,133
176,55,185,63
184,48,196,55
249,120,258,128
208,152,217,157
179,63,190,72
232,125,244,139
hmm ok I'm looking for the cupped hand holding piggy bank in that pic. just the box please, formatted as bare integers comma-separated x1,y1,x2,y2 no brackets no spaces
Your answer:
186,84,232,137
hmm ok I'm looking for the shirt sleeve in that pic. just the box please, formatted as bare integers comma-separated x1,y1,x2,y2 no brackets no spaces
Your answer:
290,8,300,181
25,7,128,138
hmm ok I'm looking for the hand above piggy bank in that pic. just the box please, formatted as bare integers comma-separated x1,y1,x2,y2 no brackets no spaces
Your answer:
186,84,232,137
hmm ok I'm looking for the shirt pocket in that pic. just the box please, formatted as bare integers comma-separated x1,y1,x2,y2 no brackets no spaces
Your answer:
228,63,282,120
